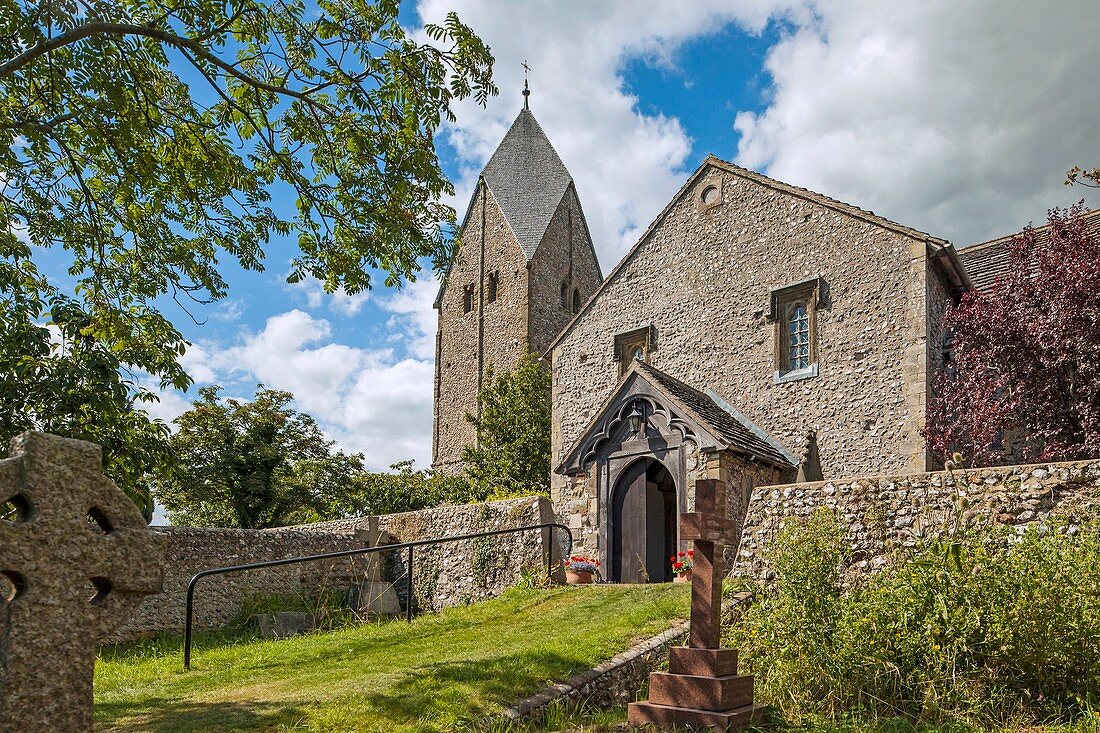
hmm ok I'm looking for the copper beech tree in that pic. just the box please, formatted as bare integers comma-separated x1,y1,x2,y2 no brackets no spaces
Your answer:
924,205,1100,467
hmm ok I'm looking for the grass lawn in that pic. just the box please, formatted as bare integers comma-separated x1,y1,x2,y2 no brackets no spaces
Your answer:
94,584,688,732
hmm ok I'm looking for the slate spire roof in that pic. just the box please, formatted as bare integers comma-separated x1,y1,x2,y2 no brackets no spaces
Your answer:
631,361,797,469
477,108,573,261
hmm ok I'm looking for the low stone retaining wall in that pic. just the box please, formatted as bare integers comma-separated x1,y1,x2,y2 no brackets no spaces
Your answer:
111,496,561,643
735,458,1100,581
501,592,756,723
108,526,364,643
504,621,690,721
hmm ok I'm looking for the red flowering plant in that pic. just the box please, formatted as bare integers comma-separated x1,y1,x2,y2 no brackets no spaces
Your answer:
923,204,1100,466
670,549,694,576
562,555,600,576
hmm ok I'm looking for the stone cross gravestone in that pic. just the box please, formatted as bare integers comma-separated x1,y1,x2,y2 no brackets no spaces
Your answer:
627,479,764,730
0,432,166,732
353,516,401,618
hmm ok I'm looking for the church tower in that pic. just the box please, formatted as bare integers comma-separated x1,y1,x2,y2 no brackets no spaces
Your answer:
432,106,603,474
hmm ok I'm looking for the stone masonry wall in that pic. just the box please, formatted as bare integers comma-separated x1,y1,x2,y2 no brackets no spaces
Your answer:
109,526,364,643
112,497,561,642
434,180,603,476
734,459,1100,582
528,185,603,356
434,184,529,474
552,162,937,501
311,496,561,612
555,447,790,564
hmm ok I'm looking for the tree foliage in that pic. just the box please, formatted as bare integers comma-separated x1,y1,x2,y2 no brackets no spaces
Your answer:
733,511,1100,727
0,0,494,511
155,385,361,528
924,205,1100,466
1066,164,1100,188
158,385,474,527
0,287,173,519
463,352,551,499
315,459,471,519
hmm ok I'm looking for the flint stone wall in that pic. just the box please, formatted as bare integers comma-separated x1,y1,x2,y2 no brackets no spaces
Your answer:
734,458,1100,581
112,496,559,643
109,527,364,643
551,161,945,501
310,495,561,612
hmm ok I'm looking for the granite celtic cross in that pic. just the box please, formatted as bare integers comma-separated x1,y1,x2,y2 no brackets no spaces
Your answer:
0,432,166,732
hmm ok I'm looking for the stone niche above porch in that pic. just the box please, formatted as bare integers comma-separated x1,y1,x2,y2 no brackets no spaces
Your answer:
554,361,797,583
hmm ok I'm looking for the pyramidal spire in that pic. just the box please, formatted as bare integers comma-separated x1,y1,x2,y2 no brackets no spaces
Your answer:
479,106,572,260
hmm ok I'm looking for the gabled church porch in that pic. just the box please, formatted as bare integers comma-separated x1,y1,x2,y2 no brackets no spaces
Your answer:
555,361,797,581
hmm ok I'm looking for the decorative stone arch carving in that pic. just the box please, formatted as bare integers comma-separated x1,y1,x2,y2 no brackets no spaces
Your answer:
558,367,736,572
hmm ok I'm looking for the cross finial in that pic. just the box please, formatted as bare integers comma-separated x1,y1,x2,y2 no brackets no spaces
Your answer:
522,60,531,110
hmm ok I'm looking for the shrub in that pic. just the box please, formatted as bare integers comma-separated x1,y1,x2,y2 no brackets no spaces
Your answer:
463,352,551,500
729,511,1100,728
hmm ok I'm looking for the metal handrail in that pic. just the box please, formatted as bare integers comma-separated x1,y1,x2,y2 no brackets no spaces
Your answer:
183,522,572,669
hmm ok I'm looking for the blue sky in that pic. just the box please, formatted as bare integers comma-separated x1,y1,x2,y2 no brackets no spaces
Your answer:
134,0,1098,488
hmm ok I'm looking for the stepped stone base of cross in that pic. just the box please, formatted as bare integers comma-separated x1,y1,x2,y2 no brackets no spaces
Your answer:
627,479,764,731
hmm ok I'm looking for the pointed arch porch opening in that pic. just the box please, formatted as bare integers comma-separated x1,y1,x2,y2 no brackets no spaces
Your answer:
611,458,677,584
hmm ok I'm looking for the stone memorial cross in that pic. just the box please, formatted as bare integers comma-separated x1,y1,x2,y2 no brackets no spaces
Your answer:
680,478,740,649
0,432,166,732
627,479,762,730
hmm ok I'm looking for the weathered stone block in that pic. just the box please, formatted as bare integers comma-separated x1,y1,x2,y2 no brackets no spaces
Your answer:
627,700,765,730
648,671,754,711
668,646,739,677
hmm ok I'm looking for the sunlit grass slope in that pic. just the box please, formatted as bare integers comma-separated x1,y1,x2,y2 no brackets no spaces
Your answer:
94,584,688,733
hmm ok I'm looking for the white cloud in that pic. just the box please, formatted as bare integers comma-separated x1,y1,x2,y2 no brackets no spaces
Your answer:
733,0,1100,245
206,298,246,323
179,342,217,384
139,387,193,426
291,275,372,316
195,310,434,470
417,0,1098,262
145,0,1100,482
378,275,440,361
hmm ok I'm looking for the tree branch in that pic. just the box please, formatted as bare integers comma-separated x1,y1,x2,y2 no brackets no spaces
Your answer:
0,21,331,114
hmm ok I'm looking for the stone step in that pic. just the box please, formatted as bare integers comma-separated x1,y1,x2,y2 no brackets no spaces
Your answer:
627,701,766,730
668,646,739,676
648,671,754,711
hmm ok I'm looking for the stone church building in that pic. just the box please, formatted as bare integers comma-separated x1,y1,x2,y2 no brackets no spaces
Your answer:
434,105,1027,583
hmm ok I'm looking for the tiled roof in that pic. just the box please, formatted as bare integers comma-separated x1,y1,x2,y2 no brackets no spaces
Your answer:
634,361,796,468
480,108,573,261
958,210,1100,294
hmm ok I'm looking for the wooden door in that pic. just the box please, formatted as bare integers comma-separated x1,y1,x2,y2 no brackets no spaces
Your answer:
612,461,649,583
646,479,677,583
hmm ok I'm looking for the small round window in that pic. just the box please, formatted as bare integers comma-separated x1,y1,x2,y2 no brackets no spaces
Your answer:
700,185,720,206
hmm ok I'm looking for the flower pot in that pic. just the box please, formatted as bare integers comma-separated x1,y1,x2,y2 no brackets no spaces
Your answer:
566,570,595,585
673,569,692,583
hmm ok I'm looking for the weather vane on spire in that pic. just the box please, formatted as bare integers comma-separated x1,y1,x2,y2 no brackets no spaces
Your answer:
522,60,531,110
